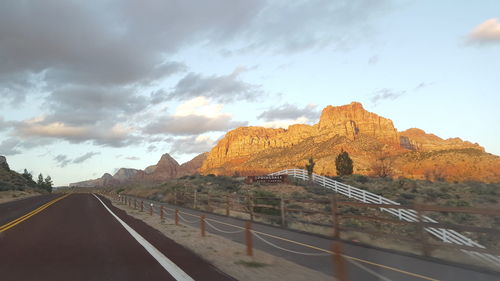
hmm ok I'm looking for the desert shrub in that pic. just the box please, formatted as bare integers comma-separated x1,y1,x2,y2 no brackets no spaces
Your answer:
355,175,369,184
445,200,470,207
470,184,498,196
253,190,280,216
400,193,416,200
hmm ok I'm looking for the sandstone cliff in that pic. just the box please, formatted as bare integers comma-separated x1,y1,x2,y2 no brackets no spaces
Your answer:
200,102,500,182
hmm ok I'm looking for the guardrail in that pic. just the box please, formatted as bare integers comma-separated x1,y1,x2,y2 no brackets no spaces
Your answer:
269,169,500,267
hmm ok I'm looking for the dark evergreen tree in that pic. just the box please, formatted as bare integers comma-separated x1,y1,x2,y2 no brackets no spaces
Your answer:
44,176,53,193
335,150,353,176
22,169,33,181
305,157,315,181
37,173,44,187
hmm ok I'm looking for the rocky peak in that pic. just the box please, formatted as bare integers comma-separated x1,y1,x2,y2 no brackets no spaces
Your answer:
178,153,208,177
102,173,114,180
400,128,484,152
144,165,157,174
317,102,399,144
113,168,140,181
0,155,9,170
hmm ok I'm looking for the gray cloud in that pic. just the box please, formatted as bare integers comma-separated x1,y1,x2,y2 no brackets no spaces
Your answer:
258,104,319,121
73,152,100,164
0,139,22,156
370,88,406,104
45,86,149,126
54,152,100,167
415,82,435,91
0,0,392,151
168,68,262,102
125,156,140,160
224,0,392,53
168,136,214,155
144,114,247,136
54,155,71,168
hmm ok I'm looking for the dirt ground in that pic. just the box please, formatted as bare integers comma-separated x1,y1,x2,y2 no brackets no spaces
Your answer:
109,197,334,281
0,190,40,204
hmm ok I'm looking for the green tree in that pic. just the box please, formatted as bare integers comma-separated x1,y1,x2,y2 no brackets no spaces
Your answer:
305,157,315,182
335,150,353,176
37,173,44,187
44,176,53,193
22,169,33,181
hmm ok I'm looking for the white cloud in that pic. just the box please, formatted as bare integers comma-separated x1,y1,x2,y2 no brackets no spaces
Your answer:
262,117,310,129
174,96,224,118
467,18,500,44
144,97,247,135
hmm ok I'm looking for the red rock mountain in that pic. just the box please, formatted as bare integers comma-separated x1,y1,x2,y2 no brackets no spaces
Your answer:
200,102,500,182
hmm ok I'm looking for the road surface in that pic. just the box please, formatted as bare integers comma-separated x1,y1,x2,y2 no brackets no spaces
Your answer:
0,193,235,281
126,195,500,281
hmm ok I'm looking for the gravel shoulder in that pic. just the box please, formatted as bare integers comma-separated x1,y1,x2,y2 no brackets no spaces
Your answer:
109,197,333,281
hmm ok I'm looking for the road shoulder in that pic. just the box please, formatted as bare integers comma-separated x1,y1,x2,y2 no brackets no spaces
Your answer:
104,195,333,281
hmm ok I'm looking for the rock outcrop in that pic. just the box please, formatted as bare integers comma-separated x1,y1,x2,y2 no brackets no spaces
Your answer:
200,102,500,182
0,156,39,190
178,153,208,177
113,168,140,182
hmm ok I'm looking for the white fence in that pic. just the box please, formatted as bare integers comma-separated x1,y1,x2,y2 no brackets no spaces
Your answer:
269,169,500,267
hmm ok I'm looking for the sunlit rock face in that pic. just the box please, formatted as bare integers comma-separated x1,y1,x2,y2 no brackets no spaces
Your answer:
200,102,500,183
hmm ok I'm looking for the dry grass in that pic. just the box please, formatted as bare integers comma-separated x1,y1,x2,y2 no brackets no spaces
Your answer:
0,190,40,204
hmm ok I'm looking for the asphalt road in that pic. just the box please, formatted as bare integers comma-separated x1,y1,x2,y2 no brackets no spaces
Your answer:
0,193,235,281
126,195,500,281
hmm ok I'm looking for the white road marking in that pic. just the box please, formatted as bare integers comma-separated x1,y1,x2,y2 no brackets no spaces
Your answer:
348,260,394,281
92,194,194,281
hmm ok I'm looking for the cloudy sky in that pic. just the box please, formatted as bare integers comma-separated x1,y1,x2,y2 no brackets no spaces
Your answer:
1,0,499,186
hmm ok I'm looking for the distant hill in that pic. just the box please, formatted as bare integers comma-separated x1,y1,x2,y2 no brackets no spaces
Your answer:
69,153,207,188
200,102,500,183
0,156,39,190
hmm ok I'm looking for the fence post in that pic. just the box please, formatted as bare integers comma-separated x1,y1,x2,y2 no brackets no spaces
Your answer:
201,215,206,237
150,203,153,216
160,206,164,222
226,194,230,216
332,242,348,281
141,201,144,212
175,209,179,225
248,193,254,221
415,204,430,257
245,221,253,256
280,194,286,228
174,191,178,205
330,194,340,239
193,190,198,209
134,199,137,209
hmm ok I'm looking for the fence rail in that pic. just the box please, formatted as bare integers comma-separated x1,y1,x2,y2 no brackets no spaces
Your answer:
270,169,500,267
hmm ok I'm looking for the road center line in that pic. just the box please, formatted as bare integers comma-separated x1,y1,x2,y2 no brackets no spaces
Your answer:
93,194,194,281
0,194,70,233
